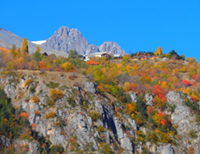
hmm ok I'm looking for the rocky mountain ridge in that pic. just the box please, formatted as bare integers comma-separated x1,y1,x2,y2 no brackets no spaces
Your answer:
42,26,126,55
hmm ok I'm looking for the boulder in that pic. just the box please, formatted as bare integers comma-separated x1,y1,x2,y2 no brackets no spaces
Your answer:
85,81,97,94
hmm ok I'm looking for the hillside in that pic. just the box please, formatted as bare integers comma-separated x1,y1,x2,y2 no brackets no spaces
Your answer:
0,46,200,154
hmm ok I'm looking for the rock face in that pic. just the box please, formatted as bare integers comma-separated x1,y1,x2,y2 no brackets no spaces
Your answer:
167,91,200,154
42,26,125,55
157,144,174,154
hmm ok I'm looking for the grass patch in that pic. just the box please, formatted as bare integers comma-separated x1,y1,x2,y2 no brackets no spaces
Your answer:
46,81,60,89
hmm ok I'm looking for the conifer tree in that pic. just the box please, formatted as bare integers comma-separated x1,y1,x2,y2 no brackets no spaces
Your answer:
22,37,29,54
11,44,17,58
32,46,42,61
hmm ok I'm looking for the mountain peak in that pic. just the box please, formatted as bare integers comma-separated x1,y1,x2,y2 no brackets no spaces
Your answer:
43,26,125,55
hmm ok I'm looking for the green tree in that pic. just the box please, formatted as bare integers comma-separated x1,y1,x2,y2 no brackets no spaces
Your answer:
22,37,29,54
32,46,42,61
68,49,79,59
11,44,17,58
136,96,147,118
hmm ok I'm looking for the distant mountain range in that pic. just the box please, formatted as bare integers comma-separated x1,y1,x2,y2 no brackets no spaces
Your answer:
0,26,125,57
42,26,125,55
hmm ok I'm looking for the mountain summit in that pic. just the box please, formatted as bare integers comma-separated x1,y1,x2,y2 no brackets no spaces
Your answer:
42,26,125,55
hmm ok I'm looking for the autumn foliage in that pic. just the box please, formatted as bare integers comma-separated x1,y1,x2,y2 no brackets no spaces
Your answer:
19,112,29,119
31,123,37,130
50,89,64,101
182,80,191,86
86,60,99,65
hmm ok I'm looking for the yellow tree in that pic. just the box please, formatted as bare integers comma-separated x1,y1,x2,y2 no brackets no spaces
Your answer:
22,37,29,54
155,47,162,55
62,62,72,71
36,46,40,52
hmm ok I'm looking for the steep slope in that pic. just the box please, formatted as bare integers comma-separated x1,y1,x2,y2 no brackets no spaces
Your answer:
2,70,199,154
0,28,68,57
0,70,135,153
42,26,125,55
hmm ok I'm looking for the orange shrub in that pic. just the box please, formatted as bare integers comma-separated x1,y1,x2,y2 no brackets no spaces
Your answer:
32,123,37,130
86,60,99,65
161,119,166,125
34,110,41,115
191,95,199,103
147,107,155,114
19,112,29,119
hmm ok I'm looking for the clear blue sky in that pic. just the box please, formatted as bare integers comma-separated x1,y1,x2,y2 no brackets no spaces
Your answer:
1,0,200,61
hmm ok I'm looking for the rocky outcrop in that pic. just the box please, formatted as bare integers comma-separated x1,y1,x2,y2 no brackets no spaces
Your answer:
145,93,153,106
114,117,133,151
157,144,175,154
167,91,200,154
130,92,138,103
85,81,97,94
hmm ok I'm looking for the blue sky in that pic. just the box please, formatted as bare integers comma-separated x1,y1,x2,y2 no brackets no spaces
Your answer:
0,0,200,61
